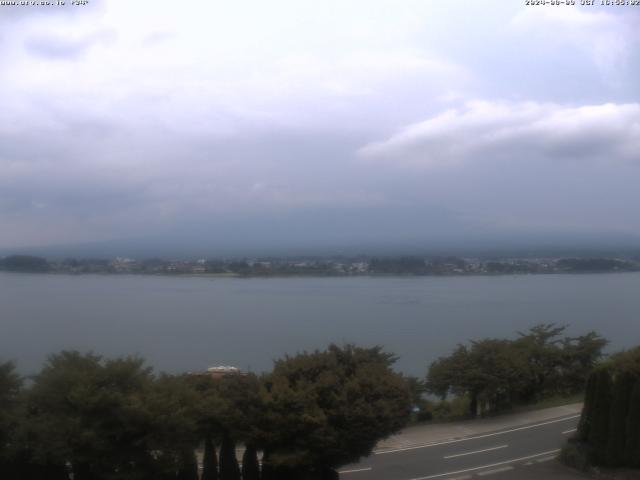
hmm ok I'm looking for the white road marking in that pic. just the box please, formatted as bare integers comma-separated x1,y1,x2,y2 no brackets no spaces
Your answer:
444,445,508,459
407,449,560,480
339,467,373,474
376,415,580,455
477,466,514,476
562,428,577,435
535,456,556,463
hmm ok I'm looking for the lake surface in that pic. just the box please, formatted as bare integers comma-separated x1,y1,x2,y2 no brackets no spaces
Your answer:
1,272,639,376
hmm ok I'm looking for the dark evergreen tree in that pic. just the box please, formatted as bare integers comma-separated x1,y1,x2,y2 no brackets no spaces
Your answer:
588,368,612,464
260,451,275,480
321,467,339,480
624,380,640,468
202,435,218,480
0,362,22,480
176,450,199,480
242,444,260,480
578,371,597,441
606,371,635,466
219,433,241,480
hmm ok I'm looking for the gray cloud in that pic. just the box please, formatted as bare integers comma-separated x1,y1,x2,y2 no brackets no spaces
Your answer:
359,101,640,167
1,1,639,251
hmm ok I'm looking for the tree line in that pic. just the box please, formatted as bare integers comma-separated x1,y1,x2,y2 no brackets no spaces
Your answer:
0,345,411,480
0,325,615,479
425,324,607,417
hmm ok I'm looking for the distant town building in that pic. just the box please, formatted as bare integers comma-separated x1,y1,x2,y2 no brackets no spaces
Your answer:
189,365,247,380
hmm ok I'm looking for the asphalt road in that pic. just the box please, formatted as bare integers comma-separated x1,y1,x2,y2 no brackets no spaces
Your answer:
339,414,580,480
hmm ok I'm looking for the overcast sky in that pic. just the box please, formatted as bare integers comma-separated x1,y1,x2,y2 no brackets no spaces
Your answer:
1,0,639,253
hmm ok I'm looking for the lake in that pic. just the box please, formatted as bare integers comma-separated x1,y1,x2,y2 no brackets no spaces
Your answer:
1,272,639,376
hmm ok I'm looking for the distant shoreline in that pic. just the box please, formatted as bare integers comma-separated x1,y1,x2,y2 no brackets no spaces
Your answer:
2,253,639,278
2,269,640,280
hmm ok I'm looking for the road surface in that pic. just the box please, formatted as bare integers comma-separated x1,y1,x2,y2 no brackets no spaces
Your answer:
339,413,580,480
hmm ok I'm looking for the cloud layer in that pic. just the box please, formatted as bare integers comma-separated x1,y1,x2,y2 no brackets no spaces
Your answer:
0,0,639,251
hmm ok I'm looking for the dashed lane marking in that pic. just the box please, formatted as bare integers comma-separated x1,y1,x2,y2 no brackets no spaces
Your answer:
562,428,577,435
477,466,514,476
444,445,508,459
339,467,373,474
376,415,579,455
407,449,561,480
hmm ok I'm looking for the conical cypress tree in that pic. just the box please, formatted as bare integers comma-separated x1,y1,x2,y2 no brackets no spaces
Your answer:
241,444,260,480
219,434,241,480
202,435,219,480
589,368,613,464
260,450,275,480
32,461,69,480
176,450,199,480
578,371,597,441
321,467,339,480
624,380,640,468
606,371,635,466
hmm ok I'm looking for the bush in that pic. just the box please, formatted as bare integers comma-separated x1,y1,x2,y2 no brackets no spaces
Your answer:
568,346,640,469
416,409,433,422
560,440,590,471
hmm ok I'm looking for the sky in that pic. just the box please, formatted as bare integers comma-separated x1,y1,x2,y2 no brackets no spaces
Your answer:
1,0,639,255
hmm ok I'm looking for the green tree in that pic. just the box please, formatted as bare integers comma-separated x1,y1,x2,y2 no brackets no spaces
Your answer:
26,351,203,480
176,450,198,480
558,332,608,395
428,325,607,417
586,368,612,465
241,444,260,480
624,380,640,468
201,434,218,480
514,324,566,401
605,371,636,466
578,372,597,441
145,374,202,478
571,346,640,468
0,362,23,479
427,340,526,416
260,344,410,477
219,433,241,480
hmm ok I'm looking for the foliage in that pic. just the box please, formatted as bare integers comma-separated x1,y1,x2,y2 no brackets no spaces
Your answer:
556,258,637,273
0,343,465,478
0,362,23,478
176,450,198,480
22,352,203,479
219,434,241,480
426,324,607,416
241,445,260,480
560,440,590,471
260,344,410,472
570,346,640,469
201,435,218,480
624,381,640,468
0,255,49,272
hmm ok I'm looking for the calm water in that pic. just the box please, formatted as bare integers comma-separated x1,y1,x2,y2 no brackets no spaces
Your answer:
1,272,639,376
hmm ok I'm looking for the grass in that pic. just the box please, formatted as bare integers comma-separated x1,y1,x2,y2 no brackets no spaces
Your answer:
408,393,584,426
509,393,584,414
